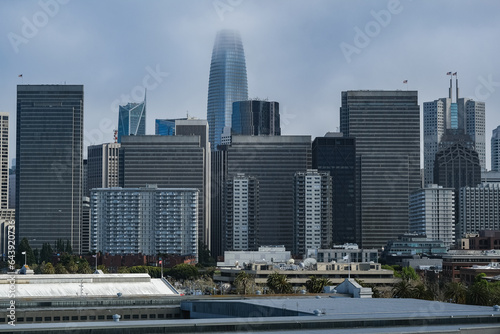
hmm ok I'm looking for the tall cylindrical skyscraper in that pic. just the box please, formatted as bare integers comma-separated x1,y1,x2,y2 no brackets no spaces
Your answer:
207,29,248,150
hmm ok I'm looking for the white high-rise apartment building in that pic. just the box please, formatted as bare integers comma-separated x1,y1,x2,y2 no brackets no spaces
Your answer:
91,185,198,257
459,183,500,236
225,174,258,251
492,126,500,172
293,170,332,256
409,184,455,248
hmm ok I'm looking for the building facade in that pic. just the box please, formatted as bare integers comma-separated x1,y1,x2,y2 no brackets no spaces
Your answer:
293,170,332,257
16,85,83,253
423,77,486,185
493,125,500,172
340,90,420,249
86,143,120,196
409,184,455,248
312,134,356,244
224,174,259,251
119,135,206,249
459,183,500,236
224,135,311,251
207,29,248,150
155,119,180,136
91,186,198,257
117,100,146,143
434,136,481,191
231,100,280,136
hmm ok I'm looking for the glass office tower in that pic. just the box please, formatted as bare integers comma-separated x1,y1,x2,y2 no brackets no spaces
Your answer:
207,29,248,150
117,100,146,143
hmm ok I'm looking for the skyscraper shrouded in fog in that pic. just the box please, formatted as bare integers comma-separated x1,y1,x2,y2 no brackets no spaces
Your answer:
16,85,83,253
207,29,248,150
117,99,146,143
340,90,420,249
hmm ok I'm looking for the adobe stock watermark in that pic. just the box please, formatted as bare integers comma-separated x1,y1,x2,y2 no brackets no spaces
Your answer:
474,74,500,101
7,0,71,54
6,221,16,326
213,0,244,21
84,64,169,148
340,0,404,64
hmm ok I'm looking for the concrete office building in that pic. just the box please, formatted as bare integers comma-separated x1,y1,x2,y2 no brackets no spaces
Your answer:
340,90,420,249
493,125,500,172
222,135,311,251
423,76,485,185
224,174,259,251
81,196,90,254
86,143,120,196
207,29,248,150
117,100,146,143
175,119,211,248
459,183,500,236
16,85,83,253
231,100,280,136
409,184,455,248
293,170,332,257
91,186,198,257
0,112,14,258
119,135,206,248
312,133,356,244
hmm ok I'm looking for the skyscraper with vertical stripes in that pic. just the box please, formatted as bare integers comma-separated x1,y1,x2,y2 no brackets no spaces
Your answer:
207,29,248,150
16,85,83,253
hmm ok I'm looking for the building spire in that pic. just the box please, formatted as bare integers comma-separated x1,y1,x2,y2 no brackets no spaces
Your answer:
454,72,458,101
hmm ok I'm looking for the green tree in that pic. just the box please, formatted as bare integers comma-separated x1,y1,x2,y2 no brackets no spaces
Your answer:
392,279,414,298
444,281,467,304
197,241,216,267
77,260,92,274
170,263,199,280
97,265,109,273
411,283,434,300
65,259,78,273
267,272,292,294
42,262,55,274
401,266,419,281
55,263,68,274
55,239,65,253
466,274,490,306
65,240,73,254
40,243,53,264
234,271,254,295
16,238,35,267
305,276,331,293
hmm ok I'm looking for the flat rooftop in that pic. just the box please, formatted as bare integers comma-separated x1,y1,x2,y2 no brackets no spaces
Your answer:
0,274,178,298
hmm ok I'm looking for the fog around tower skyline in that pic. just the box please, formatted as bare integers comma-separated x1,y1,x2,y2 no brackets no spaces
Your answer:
1,0,500,169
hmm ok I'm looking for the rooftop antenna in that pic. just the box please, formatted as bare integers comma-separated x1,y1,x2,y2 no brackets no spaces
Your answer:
454,72,458,101
186,110,189,119
447,71,453,100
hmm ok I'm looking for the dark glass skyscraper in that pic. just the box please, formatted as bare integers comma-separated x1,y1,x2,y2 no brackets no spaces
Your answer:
312,134,356,245
207,29,248,150
232,100,280,136
117,100,146,143
16,85,83,253
340,90,420,249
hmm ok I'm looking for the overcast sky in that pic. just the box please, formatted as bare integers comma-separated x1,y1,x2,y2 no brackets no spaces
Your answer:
1,0,499,169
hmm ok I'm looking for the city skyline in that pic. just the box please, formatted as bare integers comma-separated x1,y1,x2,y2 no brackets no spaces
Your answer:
1,1,500,169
